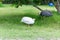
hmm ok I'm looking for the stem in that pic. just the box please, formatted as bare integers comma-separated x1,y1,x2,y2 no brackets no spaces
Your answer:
31,2,43,11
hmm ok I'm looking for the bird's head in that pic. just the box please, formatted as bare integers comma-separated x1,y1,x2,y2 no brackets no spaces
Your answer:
33,19,35,21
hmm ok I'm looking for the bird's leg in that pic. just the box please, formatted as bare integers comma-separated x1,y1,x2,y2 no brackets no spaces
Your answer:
27,24,32,27
43,16,45,19
27,24,29,27
41,16,43,20
28,24,30,27
29,24,33,27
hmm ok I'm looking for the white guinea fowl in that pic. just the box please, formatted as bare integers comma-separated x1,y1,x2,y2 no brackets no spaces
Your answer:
21,17,35,25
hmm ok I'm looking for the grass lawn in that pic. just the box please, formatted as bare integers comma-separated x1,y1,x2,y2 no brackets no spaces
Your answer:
0,5,60,40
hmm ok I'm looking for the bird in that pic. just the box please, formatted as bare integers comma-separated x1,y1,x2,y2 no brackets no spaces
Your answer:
21,17,35,26
39,10,53,17
38,10,53,20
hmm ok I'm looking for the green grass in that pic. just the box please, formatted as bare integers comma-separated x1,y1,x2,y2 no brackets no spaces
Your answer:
0,5,60,40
